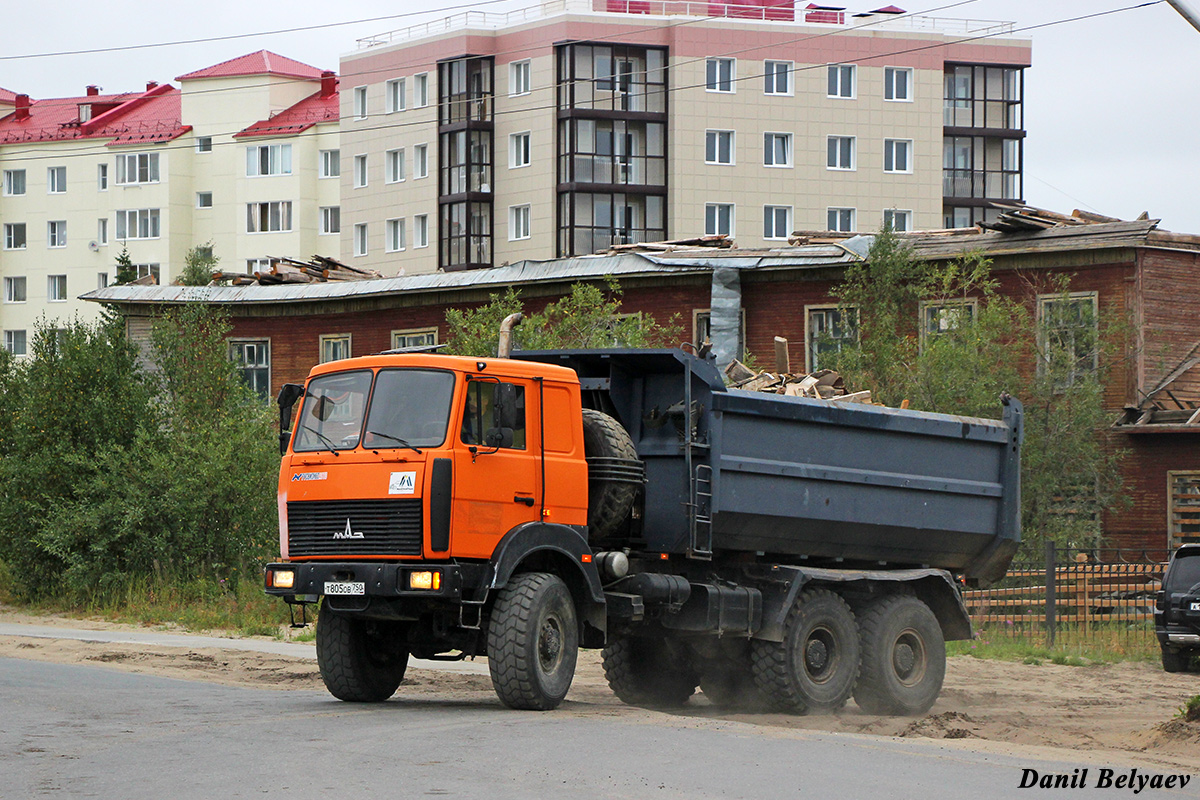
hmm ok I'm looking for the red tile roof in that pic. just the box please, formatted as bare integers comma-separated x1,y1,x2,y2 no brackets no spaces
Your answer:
0,88,17,106
233,86,339,139
0,84,190,146
176,50,325,82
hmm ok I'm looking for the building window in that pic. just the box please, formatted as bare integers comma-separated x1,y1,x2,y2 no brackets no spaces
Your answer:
320,149,340,178
97,218,108,245
414,73,429,107
764,132,792,167
921,299,977,339
350,154,367,188
386,218,406,252
246,201,292,233
943,135,1022,203
196,191,213,208
883,209,912,232
806,306,859,372
3,223,26,250
4,169,26,196
195,136,213,153
510,60,531,96
47,274,67,302
509,204,531,241
320,206,340,235
884,67,912,101
705,203,734,237
97,163,108,191
4,277,27,303
764,60,792,95
1169,472,1200,548
353,223,368,256
827,207,856,232
386,78,406,113
386,148,406,183
510,132,531,168
353,86,368,119
706,58,735,92
116,208,160,240
705,130,734,165
115,152,160,185
97,273,109,289
391,328,437,350
414,214,429,248
693,309,746,360
319,334,352,363
944,64,1023,130
246,144,292,177
1037,292,1099,389
414,144,429,178
764,205,791,240
134,263,161,282
4,330,27,357
47,166,67,193
827,136,855,170
246,258,271,274
884,139,913,173
229,340,270,397
828,64,856,98
48,220,67,248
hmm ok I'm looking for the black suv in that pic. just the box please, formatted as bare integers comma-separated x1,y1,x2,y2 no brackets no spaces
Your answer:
1155,544,1200,672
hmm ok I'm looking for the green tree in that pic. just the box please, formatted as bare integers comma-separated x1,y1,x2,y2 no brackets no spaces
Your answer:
179,242,219,286
444,280,681,357
114,245,136,285
822,228,1125,557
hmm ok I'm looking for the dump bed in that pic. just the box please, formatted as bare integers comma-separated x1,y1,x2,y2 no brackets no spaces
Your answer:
515,349,1022,583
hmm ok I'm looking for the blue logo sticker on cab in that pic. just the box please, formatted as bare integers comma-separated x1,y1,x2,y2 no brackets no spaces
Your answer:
389,471,416,495
292,472,328,482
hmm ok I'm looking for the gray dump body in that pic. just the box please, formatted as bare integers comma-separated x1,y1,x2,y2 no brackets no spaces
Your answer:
515,348,1022,584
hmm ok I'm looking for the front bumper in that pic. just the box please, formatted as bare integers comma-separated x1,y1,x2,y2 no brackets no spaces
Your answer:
265,561,466,600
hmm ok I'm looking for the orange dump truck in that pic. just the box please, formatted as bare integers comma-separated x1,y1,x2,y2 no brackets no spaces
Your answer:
265,347,1022,714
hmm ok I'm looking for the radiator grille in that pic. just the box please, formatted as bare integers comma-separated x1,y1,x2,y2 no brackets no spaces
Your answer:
287,499,423,556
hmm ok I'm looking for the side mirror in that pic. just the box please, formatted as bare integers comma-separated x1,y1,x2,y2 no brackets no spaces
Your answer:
277,383,305,455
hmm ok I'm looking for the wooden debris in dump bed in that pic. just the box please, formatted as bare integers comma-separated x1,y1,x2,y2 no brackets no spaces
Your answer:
722,358,873,403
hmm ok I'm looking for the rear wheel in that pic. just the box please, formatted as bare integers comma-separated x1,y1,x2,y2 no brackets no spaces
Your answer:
1161,647,1191,673
487,572,579,710
751,588,859,714
316,603,409,702
700,660,773,711
603,635,699,707
853,594,945,716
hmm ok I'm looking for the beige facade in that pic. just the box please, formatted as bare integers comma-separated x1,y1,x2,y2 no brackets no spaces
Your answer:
339,0,1031,276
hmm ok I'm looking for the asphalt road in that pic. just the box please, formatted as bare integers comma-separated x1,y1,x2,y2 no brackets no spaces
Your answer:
4,656,1188,800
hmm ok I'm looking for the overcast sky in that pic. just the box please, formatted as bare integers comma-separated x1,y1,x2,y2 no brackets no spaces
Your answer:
5,0,1198,232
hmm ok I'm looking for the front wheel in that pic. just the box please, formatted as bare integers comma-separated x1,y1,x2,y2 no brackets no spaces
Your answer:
487,572,579,710
316,604,410,702
853,594,945,716
1162,647,1191,673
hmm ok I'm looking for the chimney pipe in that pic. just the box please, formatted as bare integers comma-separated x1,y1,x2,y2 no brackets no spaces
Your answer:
86,85,100,96
320,70,338,98
14,94,30,121
146,81,158,91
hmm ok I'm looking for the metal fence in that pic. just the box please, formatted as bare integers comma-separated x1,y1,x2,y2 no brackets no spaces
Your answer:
961,544,1168,651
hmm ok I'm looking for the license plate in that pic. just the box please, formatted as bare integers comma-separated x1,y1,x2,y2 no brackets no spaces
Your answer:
1191,602,1200,612
324,581,365,596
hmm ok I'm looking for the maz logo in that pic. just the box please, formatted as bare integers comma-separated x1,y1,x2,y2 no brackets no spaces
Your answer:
333,519,364,540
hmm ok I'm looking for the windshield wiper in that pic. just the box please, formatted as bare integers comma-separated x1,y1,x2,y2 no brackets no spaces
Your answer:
367,430,422,454
300,425,340,456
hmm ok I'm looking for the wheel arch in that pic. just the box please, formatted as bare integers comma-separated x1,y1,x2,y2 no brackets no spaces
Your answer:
486,522,606,647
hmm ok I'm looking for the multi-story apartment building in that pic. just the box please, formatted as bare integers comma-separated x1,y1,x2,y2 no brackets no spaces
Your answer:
339,0,1031,275
0,51,339,354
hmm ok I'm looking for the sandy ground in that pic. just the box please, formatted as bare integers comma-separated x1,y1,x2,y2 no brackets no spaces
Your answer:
2,606,1199,771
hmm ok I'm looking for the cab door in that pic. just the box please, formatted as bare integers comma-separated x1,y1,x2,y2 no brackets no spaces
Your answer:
451,376,540,558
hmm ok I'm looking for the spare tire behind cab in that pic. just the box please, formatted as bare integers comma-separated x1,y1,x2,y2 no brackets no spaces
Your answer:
581,408,642,543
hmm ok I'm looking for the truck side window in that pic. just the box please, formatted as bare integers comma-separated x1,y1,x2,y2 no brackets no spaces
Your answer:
461,380,526,450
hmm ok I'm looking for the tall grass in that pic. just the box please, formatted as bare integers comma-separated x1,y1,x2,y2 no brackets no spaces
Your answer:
948,623,1158,664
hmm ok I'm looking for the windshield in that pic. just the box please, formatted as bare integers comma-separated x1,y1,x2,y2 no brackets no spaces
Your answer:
293,370,373,452
363,369,456,449
1166,552,1200,592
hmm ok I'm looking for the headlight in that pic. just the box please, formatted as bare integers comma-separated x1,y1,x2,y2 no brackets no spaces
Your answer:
271,569,295,589
408,570,441,591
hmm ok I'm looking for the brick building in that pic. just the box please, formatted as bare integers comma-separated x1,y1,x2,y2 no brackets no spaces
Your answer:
86,213,1200,552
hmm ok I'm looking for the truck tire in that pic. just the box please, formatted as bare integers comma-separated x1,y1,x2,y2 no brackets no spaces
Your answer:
603,635,698,707
487,572,578,710
582,409,638,541
1161,647,1191,673
853,594,945,716
751,588,860,714
316,604,409,702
